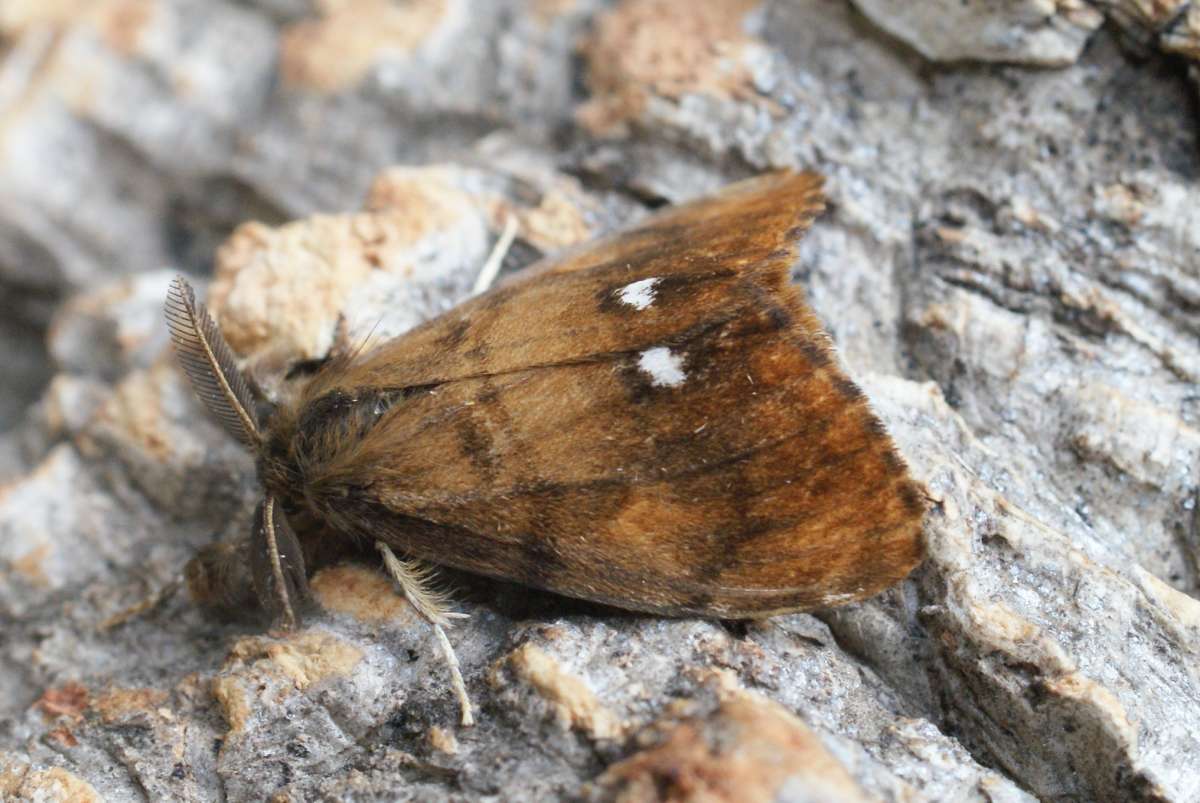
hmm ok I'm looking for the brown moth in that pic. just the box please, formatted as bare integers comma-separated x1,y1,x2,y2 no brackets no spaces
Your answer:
165,170,925,725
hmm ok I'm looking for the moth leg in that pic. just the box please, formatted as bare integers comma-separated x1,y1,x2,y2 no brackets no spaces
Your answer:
375,542,474,727
472,213,519,295
250,497,313,632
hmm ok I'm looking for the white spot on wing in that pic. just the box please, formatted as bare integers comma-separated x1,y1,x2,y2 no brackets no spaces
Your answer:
638,346,686,387
617,277,659,310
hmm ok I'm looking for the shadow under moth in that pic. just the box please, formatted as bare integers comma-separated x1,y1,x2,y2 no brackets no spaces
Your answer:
164,170,926,726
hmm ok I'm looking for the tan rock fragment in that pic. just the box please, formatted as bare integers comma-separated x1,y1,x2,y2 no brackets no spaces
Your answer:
311,564,418,625
0,758,103,803
46,727,79,748
1009,196,1061,233
91,687,169,725
1065,382,1200,492
501,642,624,740
209,165,488,365
93,362,175,462
210,676,252,735
227,631,364,689
577,0,774,136
504,185,595,253
213,630,364,733
428,725,459,755
279,0,462,92
531,0,582,27
1133,567,1200,635
0,0,154,56
592,683,871,803
84,359,227,516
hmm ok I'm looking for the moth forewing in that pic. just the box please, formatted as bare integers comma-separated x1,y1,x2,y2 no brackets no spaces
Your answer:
261,169,925,621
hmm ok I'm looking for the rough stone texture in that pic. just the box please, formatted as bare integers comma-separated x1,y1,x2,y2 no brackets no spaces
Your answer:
848,0,1105,65
584,673,876,803
1,0,1199,801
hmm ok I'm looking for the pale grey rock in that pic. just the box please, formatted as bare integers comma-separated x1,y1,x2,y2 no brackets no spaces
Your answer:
1,1,1199,802
47,271,178,381
849,0,1104,65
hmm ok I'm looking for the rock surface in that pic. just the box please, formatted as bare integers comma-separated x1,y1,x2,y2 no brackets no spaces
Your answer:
1,1,1199,801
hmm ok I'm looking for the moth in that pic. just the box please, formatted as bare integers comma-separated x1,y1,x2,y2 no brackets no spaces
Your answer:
165,170,925,726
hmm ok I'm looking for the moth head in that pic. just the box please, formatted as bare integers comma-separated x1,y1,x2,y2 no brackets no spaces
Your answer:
184,540,259,614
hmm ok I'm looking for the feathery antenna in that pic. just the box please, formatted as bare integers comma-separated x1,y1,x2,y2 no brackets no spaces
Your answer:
164,276,261,450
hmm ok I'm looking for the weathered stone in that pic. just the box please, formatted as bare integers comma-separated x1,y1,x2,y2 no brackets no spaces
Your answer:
586,675,874,803
849,0,1104,65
